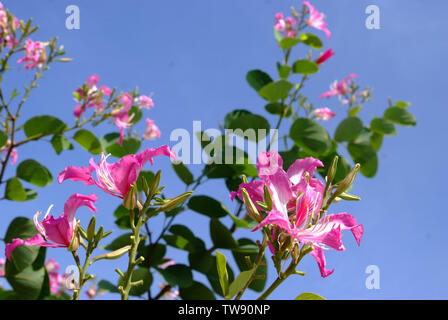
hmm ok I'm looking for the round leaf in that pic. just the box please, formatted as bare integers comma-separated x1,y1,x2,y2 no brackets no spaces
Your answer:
347,142,378,178
334,117,364,142
370,118,397,136
73,129,102,154
246,70,273,92
187,195,229,218
16,159,53,187
292,60,319,74
259,80,293,102
383,107,416,126
24,115,67,138
210,218,237,249
158,264,193,288
179,281,216,300
290,118,332,156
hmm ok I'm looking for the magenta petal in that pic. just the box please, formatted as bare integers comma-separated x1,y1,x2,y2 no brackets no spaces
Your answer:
41,216,71,246
136,145,176,166
5,234,61,261
257,151,283,177
309,245,334,278
58,165,96,186
328,213,364,246
230,180,264,210
287,157,323,185
252,210,291,234
108,156,141,196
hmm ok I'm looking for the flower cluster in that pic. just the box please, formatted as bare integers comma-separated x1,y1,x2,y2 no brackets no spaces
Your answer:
274,13,297,38
231,151,363,277
73,75,112,118
17,38,47,69
0,2,20,48
46,258,70,296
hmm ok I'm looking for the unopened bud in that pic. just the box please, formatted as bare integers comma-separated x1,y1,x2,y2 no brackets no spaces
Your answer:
123,185,138,210
149,170,162,198
338,192,361,201
91,245,131,263
333,163,360,196
68,220,80,252
326,155,339,185
155,191,193,213
263,184,273,212
86,215,96,242
241,188,263,223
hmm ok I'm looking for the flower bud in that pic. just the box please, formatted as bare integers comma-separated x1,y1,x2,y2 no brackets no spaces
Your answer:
87,215,96,243
68,220,80,252
326,155,338,185
155,191,193,213
123,184,138,210
149,170,162,198
91,245,131,263
333,163,360,197
263,184,273,212
241,188,263,223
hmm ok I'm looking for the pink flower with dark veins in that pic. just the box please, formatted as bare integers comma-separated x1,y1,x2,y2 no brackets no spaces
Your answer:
303,1,331,39
136,95,154,109
58,145,176,199
319,73,358,102
5,193,98,260
231,151,363,277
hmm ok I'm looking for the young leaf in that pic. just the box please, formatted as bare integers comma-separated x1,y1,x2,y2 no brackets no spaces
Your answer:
216,251,229,297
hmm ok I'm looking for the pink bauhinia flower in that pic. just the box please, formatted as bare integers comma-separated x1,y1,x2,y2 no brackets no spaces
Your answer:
158,282,179,300
314,107,336,121
143,118,161,140
58,145,176,199
73,75,111,118
17,38,47,69
274,12,297,38
315,48,335,65
0,140,18,165
232,151,363,277
319,73,358,102
303,1,331,39
85,284,97,300
5,193,98,261
46,258,66,296
136,95,154,109
112,93,134,146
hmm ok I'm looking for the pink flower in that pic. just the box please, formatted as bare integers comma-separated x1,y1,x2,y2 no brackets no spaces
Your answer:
85,284,97,300
314,107,335,121
58,145,176,199
0,141,18,165
303,1,331,39
5,193,98,261
274,12,297,38
17,39,47,69
73,75,111,118
143,118,161,140
112,93,134,146
0,258,5,277
315,48,335,65
319,73,357,101
136,95,154,109
160,259,175,270
232,151,363,277
46,258,66,295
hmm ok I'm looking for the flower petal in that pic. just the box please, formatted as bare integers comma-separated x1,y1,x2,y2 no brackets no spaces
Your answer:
309,245,334,278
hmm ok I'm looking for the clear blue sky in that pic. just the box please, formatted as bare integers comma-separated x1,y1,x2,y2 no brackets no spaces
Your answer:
0,0,446,299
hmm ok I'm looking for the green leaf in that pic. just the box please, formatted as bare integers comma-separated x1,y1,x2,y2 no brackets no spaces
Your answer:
138,243,166,267
216,251,229,297
0,130,7,148
5,262,46,300
118,268,152,297
4,217,41,270
158,264,193,288
334,117,364,142
246,70,273,92
102,133,141,158
290,118,332,156
226,270,253,299
50,134,73,155
172,162,194,185
383,107,416,126
25,189,38,201
5,177,27,201
299,33,323,49
259,80,293,103
295,292,326,300
265,103,291,117
232,238,267,292
104,233,132,251
206,257,235,297
73,129,102,154
279,37,300,50
225,111,270,142
370,118,396,136
128,106,143,124
210,219,237,249
347,142,378,178
113,205,135,229
292,60,319,74
23,115,67,138
394,100,411,108
16,159,53,187
370,132,383,152
188,252,214,274
179,281,216,300
187,195,230,218
98,280,120,293
277,65,291,79
228,213,257,229
169,224,206,252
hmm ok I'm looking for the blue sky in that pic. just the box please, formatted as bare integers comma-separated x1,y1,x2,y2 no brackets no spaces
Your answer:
0,0,446,299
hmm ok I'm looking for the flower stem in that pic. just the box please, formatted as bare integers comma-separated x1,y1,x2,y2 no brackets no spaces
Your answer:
256,260,297,300
71,250,92,300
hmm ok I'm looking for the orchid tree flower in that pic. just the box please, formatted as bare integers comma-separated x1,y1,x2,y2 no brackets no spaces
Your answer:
315,48,335,65
314,107,336,121
136,95,154,109
143,118,161,140
5,193,98,261
274,12,297,38
112,93,135,146
319,73,358,102
58,145,176,199
303,1,331,39
17,38,47,69
231,151,363,277
73,74,112,118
